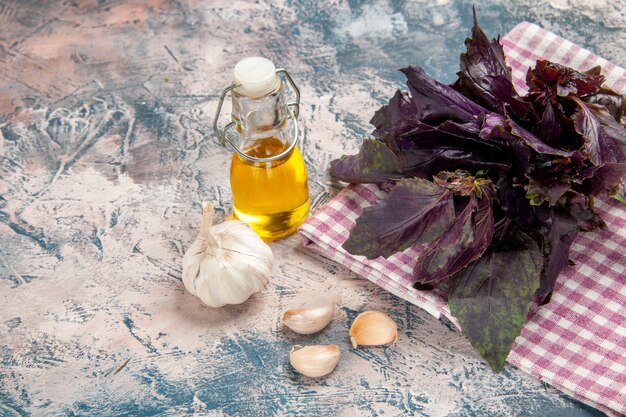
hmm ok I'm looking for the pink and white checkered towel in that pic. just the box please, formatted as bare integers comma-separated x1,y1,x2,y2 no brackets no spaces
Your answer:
299,22,626,417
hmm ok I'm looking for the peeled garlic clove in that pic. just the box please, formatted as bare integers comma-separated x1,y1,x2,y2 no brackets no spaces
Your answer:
289,345,341,378
282,300,334,334
349,310,398,348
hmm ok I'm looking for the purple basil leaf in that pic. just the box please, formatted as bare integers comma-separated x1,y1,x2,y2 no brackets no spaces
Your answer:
536,210,578,305
573,97,626,165
330,139,403,183
458,9,535,120
526,176,571,207
584,66,602,77
371,90,419,142
395,120,512,178
433,170,497,199
489,75,538,121
535,101,563,148
529,100,584,152
509,117,574,157
448,226,543,372
479,112,581,194
572,98,626,198
585,87,625,123
566,191,606,231
414,191,494,284
463,8,511,82
479,113,532,176
342,178,455,259
400,65,488,125
527,60,604,98
480,112,572,157
496,176,553,232
438,119,482,137
433,170,479,197
587,163,626,196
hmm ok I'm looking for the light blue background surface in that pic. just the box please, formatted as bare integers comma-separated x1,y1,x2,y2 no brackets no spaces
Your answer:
1,0,623,415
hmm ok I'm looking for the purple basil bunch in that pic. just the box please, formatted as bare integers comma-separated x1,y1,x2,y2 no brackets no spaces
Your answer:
330,12,626,371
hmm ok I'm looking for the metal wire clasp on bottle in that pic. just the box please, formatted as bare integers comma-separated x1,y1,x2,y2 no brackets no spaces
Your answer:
213,68,300,163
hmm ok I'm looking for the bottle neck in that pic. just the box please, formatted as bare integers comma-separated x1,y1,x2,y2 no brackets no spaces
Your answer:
231,82,291,153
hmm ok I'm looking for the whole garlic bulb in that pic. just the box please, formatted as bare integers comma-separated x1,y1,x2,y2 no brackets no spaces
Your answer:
182,202,273,308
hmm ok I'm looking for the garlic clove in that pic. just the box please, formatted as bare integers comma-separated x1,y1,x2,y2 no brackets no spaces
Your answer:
289,344,341,378
349,310,398,348
281,300,334,334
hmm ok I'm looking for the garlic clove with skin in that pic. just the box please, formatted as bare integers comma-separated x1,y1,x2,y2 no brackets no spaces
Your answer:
349,310,398,348
281,299,334,334
289,344,341,378
182,202,273,308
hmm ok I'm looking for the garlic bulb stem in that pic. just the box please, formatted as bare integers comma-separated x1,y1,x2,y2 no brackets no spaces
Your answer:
200,202,219,249
349,310,398,348
201,201,214,233
289,345,341,378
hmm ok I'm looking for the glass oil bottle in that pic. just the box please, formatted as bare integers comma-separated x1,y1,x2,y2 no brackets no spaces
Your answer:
213,57,309,239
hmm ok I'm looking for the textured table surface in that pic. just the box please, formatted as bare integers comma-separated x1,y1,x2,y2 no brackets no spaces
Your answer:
1,1,624,416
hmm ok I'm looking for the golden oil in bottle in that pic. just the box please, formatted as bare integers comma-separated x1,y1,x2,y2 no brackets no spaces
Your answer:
230,136,309,239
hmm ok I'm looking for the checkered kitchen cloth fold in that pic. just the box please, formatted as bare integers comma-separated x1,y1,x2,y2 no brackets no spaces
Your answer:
299,22,626,417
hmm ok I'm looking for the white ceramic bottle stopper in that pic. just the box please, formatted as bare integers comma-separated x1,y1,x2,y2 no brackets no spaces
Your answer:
233,56,280,98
